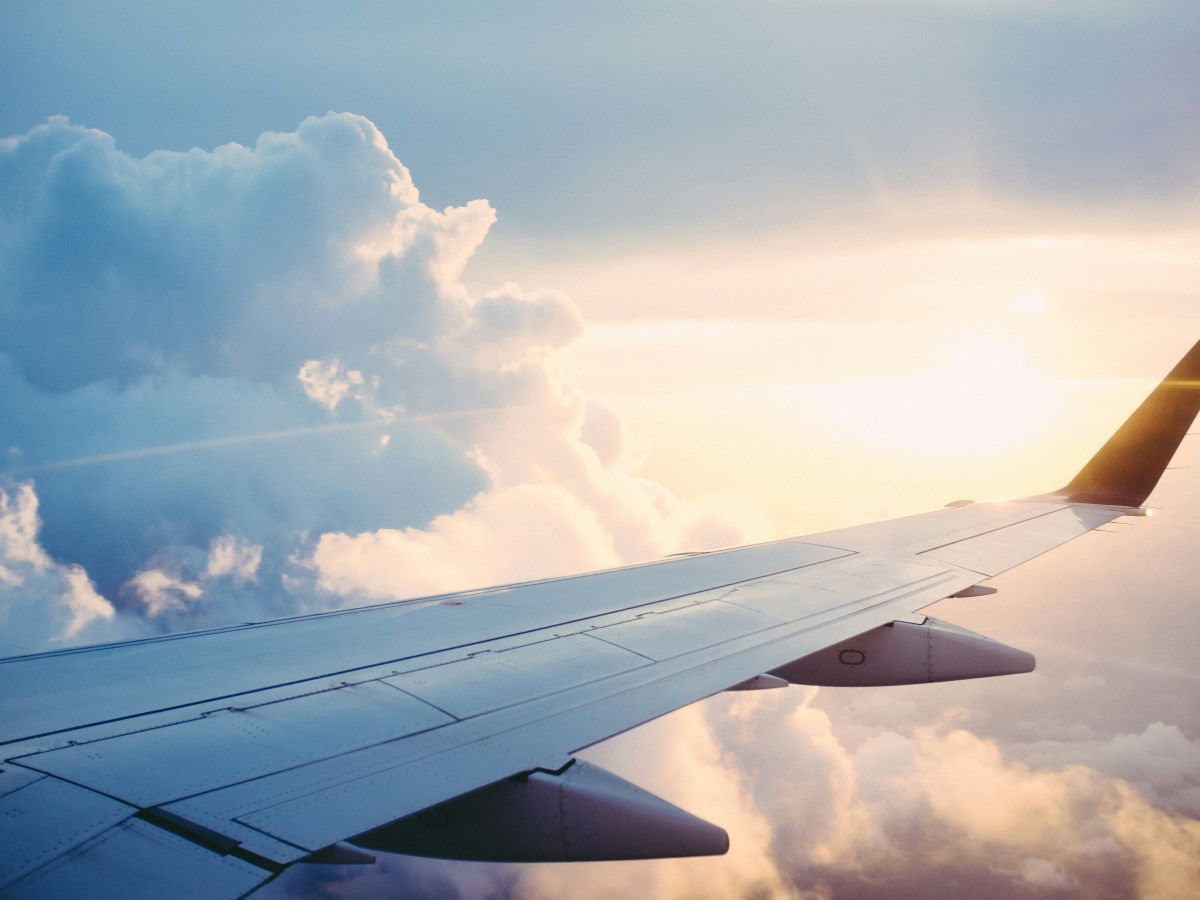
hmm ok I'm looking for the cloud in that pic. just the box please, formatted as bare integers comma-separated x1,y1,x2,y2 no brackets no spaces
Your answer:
127,567,203,617
0,114,498,616
204,533,263,582
1016,722,1200,819
0,480,134,654
0,112,772,646
0,481,49,570
308,484,621,601
297,359,370,412
265,689,1200,900
700,691,1200,899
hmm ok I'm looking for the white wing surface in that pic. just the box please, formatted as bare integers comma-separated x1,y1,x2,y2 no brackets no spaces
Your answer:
3,340,1199,898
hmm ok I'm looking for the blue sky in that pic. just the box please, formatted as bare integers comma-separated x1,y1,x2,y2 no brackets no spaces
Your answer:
3,3,1200,898
6,1,1198,243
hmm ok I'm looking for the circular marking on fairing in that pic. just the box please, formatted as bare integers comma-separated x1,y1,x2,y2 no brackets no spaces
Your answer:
839,649,866,666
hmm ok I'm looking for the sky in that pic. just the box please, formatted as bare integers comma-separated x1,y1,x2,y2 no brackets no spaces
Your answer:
2,2,1200,898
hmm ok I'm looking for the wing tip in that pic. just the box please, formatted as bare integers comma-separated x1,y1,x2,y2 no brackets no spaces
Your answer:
1061,338,1200,507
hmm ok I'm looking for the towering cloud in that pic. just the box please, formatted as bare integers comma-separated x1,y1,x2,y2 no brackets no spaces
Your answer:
0,113,770,651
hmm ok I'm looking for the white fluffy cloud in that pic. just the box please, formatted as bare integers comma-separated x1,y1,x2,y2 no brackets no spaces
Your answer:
310,484,620,601
0,112,772,642
0,481,130,654
596,693,1200,900
204,533,263,582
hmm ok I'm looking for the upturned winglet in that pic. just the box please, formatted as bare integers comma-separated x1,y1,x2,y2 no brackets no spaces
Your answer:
1061,338,1200,507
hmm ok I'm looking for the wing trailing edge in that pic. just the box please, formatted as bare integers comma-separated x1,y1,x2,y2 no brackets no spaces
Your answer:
1061,338,1200,507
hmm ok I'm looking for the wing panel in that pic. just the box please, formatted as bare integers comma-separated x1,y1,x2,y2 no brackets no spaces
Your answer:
5,818,270,900
0,771,134,889
167,560,973,853
770,555,954,593
226,604,912,851
482,541,850,610
2,548,977,867
591,599,785,660
0,763,42,799
17,681,454,808
919,505,1123,575
805,501,1068,554
0,603,514,747
383,633,650,719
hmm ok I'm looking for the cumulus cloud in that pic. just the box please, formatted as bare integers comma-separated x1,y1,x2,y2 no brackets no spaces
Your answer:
204,533,263,582
0,111,771,644
1014,722,1200,819
694,692,1200,899
297,359,370,412
309,484,620,601
0,481,132,654
127,566,203,617
0,481,49,571
267,689,1200,900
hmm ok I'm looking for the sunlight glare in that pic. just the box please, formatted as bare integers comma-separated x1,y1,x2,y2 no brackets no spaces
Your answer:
824,339,1054,452
1013,293,1049,313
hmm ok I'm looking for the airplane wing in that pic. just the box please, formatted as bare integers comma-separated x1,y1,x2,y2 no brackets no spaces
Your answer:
3,340,1199,899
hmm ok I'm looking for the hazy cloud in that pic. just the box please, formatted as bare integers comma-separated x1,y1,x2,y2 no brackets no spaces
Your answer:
204,533,263,583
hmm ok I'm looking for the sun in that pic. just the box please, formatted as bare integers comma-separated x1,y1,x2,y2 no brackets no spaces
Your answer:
1013,293,1049,313
825,339,1054,452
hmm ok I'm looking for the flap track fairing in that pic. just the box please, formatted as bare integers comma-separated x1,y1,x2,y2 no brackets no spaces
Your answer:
769,617,1035,686
351,760,729,862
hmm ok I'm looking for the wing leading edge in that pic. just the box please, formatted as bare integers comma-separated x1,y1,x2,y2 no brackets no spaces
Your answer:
1,339,1197,898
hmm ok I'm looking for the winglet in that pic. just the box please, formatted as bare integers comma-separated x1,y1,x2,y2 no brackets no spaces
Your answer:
1061,339,1200,507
